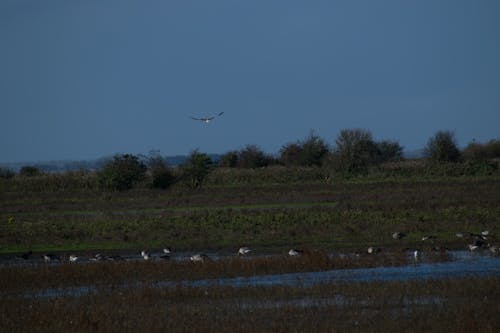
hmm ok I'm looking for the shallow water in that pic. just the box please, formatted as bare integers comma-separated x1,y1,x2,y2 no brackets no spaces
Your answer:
177,251,499,288
8,251,500,299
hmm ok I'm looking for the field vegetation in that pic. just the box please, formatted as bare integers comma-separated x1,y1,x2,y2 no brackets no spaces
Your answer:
1,130,499,332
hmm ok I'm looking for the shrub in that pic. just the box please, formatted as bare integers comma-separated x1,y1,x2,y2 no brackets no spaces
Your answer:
280,132,329,167
182,150,213,188
463,139,500,161
424,130,461,162
218,151,238,168
237,145,273,168
330,129,380,173
376,140,403,162
0,167,15,179
148,156,176,189
98,154,146,191
19,166,42,177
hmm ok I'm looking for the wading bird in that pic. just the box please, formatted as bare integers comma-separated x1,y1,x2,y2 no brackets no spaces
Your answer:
190,112,224,123
16,251,33,260
69,254,78,263
43,254,60,262
392,232,406,240
288,249,303,256
238,247,251,255
367,247,381,254
141,250,150,260
190,253,209,262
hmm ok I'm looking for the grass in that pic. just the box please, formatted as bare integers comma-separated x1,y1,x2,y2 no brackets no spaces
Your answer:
1,167,499,332
1,173,499,253
1,276,498,332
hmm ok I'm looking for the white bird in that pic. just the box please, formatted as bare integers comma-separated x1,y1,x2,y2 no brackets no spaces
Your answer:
43,254,60,262
163,248,172,255
413,250,420,260
141,250,150,260
288,249,303,256
69,254,78,263
190,253,209,262
89,253,103,261
238,247,251,255
190,112,224,123
367,247,381,254
468,244,479,252
481,230,489,236
392,232,406,240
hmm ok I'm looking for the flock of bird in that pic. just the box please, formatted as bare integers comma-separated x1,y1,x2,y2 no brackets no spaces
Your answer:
13,230,497,264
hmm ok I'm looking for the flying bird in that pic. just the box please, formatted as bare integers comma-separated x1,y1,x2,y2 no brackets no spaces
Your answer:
190,112,224,123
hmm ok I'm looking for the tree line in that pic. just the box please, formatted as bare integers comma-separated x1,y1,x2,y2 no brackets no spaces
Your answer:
1,129,499,191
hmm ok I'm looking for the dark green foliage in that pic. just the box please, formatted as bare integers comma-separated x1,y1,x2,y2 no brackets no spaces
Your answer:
463,139,500,161
0,167,15,179
376,140,403,162
148,156,175,189
237,144,273,168
182,150,213,188
19,166,42,177
424,130,461,162
218,151,238,168
280,131,329,167
330,128,380,173
98,154,146,191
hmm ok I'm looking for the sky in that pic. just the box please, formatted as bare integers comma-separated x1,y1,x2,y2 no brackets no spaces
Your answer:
1,0,499,163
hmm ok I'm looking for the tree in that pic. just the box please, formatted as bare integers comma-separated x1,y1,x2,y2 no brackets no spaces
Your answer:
279,132,329,167
182,150,213,188
331,128,379,173
424,130,461,162
0,167,15,179
19,166,42,177
279,142,303,166
218,150,239,168
98,154,146,191
376,140,403,162
299,132,329,166
147,156,175,189
237,145,271,168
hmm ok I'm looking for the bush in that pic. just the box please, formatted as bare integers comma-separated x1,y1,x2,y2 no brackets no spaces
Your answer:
424,130,461,162
182,150,213,188
148,156,176,189
218,151,238,168
237,145,273,168
0,167,15,179
463,139,500,161
19,166,42,177
376,140,403,162
330,129,380,173
98,154,146,191
280,132,329,167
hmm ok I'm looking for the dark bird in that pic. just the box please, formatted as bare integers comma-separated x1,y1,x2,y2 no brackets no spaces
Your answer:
16,251,33,260
190,112,224,123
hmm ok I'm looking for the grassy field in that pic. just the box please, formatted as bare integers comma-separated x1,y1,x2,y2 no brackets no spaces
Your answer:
1,275,498,332
1,166,499,254
1,165,499,332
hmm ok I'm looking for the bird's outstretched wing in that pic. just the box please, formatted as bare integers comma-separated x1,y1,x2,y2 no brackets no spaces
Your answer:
190,112,224,122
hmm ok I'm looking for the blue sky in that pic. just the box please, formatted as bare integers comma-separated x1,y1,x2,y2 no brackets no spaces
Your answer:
1,0,499,163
